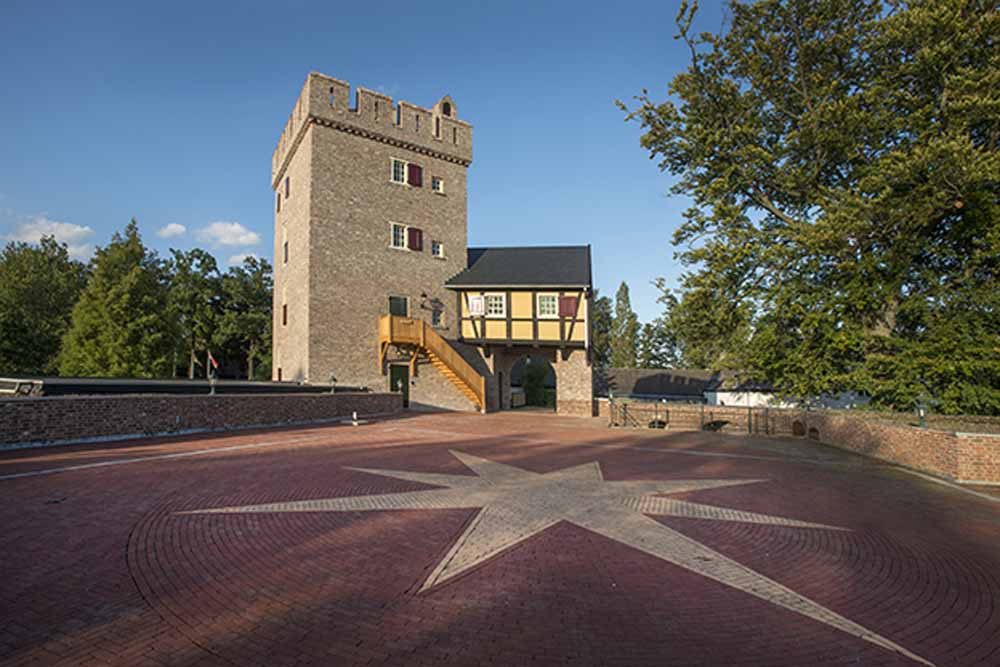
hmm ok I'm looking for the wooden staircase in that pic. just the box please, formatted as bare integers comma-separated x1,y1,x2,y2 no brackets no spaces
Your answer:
378,315,486,412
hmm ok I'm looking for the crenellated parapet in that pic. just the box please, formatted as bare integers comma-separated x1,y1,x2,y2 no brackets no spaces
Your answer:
271,72,473,188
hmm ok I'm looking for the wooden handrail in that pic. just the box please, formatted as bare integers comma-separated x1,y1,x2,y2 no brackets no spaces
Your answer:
379,315,485,410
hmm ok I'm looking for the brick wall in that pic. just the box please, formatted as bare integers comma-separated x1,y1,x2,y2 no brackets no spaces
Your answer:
0,392,401,449
554,349,594,417
955,434,1000,484
598,399,1000,484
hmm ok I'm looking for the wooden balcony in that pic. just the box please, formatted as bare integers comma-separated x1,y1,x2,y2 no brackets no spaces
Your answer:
378,315,486,412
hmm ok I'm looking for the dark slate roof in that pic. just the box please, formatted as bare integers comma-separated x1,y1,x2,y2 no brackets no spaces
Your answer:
595,368,776,398
445,245,592,289
596,368,722,398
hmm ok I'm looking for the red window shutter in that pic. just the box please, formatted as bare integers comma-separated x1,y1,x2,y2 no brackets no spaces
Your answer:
558,296,578,318
408,163,423,187
408,227,423,251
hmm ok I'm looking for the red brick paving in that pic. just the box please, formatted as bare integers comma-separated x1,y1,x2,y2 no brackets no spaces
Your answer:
2,411,999,665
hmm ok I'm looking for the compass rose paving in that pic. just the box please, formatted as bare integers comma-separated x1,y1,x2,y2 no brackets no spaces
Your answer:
2,413,1000,665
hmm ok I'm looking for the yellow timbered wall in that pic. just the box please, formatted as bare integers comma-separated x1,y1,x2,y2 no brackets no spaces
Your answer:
457,289,589,346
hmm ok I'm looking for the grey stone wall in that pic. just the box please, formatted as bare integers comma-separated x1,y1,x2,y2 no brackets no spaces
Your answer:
273,127,313,382
271,72,477,411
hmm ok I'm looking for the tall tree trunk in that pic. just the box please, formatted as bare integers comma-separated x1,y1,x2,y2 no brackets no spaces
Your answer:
247,342,256,381
188,348,195,380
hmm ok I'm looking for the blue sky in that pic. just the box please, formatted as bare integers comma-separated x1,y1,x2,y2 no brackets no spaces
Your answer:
0,0,726,323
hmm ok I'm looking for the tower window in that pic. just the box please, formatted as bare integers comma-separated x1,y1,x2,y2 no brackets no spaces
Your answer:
431,177,444,193
415,114,420,132
277,367,282,381
390,158,422,186
375,100,379,119
431,241,444,258
391,223,407,249
276,192,281,213
442,102,451,117
435,117,440,137
282,303,288,326
329,87,335,107
285,176,290,198
283,240,289,264
453,128,458,144
391,158,406,184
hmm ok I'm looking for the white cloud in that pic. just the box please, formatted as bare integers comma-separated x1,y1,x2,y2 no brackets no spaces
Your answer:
226,253,258,266
196,221,260,247
156,222,187,239
3,215,95,260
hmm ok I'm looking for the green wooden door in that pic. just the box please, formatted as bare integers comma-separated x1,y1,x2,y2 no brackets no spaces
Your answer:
389,364,409,407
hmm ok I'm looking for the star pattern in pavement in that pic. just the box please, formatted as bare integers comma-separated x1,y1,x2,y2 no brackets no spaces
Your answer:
183,450,932,665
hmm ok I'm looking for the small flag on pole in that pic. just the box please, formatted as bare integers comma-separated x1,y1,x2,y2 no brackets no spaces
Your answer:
207,351,219,370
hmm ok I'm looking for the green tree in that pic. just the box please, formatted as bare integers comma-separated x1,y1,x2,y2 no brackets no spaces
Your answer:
0,237,88,374
655,279,752,369
167,248,222,378
610,281,639,368
523,359,551,407
590,290,613,368
637,317,679,369
59,220,175,378
623,0,1000,413
215,256,273,380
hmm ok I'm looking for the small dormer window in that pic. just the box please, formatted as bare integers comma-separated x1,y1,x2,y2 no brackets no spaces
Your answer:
442,102,452,117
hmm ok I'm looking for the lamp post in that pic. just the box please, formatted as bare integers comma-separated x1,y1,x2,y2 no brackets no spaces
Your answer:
916,393,929,429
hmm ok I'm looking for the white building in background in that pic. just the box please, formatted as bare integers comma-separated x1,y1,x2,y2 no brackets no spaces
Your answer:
597,368,868,410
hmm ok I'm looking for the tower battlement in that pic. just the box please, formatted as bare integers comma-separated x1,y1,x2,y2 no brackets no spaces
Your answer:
271,72,473,188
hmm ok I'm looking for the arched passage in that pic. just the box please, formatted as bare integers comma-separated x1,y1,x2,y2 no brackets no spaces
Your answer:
509,354,556,410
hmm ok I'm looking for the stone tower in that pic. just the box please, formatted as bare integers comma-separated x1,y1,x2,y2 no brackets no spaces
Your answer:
271,72,477,409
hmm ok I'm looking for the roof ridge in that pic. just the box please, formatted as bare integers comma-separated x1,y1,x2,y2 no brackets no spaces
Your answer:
466,245,590,251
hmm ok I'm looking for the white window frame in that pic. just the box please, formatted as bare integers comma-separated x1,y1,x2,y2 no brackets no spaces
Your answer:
467,294,485,316
536,293,559,319
391,158,408,185
431,240,444,258
431,176,444,194
484,293,506,319
390,222,408,250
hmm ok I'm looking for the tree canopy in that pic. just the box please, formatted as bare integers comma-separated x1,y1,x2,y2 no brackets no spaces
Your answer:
590,289,613,368
623,0,1000,414
610,281,640,368
214,255,273,380
168,248,222,378
0,237,88,375
59,220,175,378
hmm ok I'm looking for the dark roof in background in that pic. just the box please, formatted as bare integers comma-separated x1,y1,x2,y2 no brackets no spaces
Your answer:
597,368,721,398
596,368,775,397
446,245,592,288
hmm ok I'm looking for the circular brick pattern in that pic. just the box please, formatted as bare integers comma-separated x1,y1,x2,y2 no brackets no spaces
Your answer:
5,413,1000,665
125,442,1000,665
